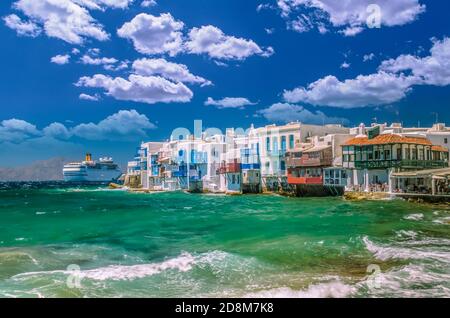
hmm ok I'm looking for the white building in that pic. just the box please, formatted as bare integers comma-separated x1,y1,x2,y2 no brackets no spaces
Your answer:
255,122,349,191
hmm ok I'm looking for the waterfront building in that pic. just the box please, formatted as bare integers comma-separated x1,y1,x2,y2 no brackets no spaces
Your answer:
211,127,263,194
139,142,164,190
200,134,228,193
342,132,449,192
157,141,180,191
175,139,208,192
286,145,333,186
216,129,244,194
255,122,349,191
235,127,261,193
284,136,350,196
125,120,449,197
127,151,141,177
363,122,450,157
391,167,450,198
320,133,357,188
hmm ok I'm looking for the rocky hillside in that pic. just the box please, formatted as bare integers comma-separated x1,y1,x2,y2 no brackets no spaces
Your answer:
0,157,70,181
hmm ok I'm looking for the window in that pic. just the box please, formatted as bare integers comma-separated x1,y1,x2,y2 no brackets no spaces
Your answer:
266,137,271,152
232,175,236,184
289,135,295,149
419,148,425,160
412,148,418,160
444,138,448,144
281,136,287,152
374,150,380,160
273,137,278,153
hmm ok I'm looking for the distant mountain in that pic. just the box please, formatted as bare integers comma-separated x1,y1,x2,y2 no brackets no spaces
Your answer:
0,157,71,181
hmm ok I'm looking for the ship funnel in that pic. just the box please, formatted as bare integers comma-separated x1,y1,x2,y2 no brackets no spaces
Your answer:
85,153,92,162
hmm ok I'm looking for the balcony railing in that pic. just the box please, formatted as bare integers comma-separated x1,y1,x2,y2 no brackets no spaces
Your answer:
217,163,241,174
241,163,261,170
287,176,323,185
287,157,333,168
353,160,448,170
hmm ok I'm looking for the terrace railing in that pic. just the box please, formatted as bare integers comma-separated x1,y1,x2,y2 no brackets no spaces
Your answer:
353,160,448,170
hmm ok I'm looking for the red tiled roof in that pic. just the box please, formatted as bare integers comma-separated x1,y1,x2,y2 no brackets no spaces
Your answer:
432,145,449,152
343,134,433,146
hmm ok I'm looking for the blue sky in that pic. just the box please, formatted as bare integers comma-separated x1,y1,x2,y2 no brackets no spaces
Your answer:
0,0,449,168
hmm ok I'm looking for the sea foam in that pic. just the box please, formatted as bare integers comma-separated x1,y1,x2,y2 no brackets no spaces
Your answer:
363,236,450,262
13,250,232,282
245,281,355,298
403,213,424,221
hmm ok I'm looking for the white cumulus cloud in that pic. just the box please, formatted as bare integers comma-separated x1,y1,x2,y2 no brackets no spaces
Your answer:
73,0,134,10
141,0,156,7
185,25,274,60
379,37,450,86
277,0,425,36
283,72,415,108
42,122,71,139
76,74,193,104
205,97,257,109
0,119,41,143
117,13,184,56
79,93,100,101
132,58,212,86
283,37,450,108
71,109,156,140
3,14,41,37
51,54,71,65
80,54,118,65
257,103,348,125
8,0,110,44
0,110,156,145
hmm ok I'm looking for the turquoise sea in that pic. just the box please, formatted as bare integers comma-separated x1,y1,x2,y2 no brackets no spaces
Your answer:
0,187,449,298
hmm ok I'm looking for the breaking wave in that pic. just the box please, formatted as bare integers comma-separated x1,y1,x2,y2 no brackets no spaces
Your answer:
362,236,450,262
404,214,424,221
245,281,355,298
12,251,233,282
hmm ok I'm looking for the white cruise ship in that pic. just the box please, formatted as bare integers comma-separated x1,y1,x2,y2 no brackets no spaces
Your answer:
63,154,122,183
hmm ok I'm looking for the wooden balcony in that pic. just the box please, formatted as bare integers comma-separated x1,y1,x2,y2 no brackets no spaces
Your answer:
217,163,241,174
287,176,323,185
286,157,333,168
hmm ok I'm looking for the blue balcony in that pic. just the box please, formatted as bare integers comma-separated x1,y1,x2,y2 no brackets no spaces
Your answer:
241,163,261,170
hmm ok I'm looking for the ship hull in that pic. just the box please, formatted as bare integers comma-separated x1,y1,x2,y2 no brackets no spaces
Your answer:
63,167,122,183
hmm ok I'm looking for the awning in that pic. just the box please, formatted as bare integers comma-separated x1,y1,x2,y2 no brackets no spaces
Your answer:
392,167,450,178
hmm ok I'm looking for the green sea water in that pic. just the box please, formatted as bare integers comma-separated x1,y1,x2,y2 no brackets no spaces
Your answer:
0,187,449,298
